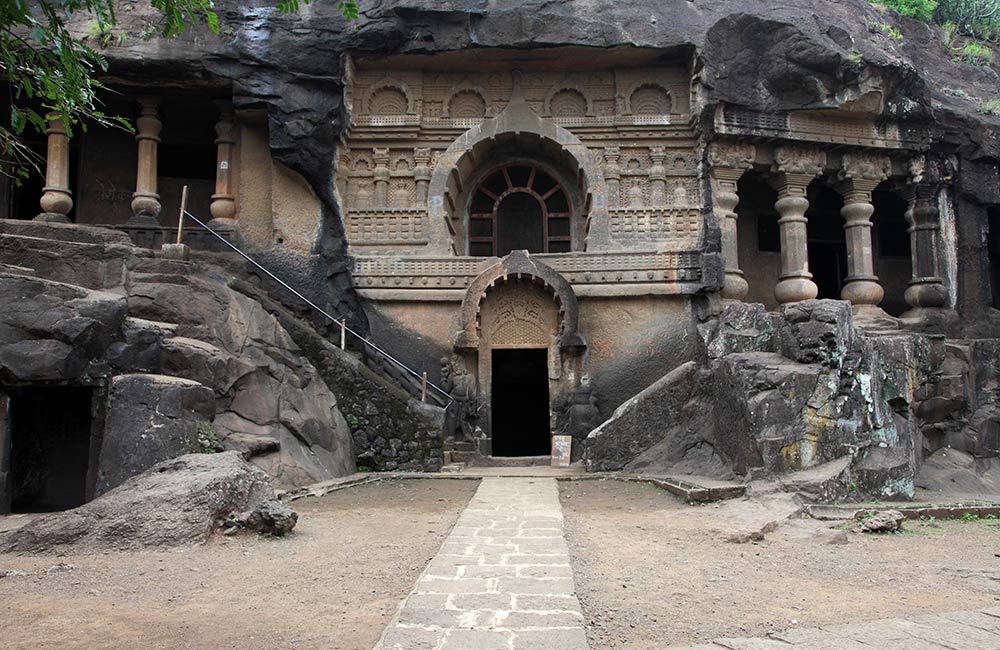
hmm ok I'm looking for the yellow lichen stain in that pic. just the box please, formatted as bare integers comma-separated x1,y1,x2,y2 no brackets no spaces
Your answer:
780,415,825,471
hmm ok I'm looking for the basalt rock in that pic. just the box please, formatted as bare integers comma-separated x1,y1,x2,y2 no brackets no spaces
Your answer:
0,452,279,553
587,300,942,500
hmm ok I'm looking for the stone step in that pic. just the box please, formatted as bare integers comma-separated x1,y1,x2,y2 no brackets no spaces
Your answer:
452,451,553,467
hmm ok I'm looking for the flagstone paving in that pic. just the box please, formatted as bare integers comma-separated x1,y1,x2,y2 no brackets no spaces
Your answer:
373,477,588,650
669,607,1000,649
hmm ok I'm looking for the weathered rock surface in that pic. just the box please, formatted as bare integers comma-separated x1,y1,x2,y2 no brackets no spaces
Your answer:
0,273,127,383
588,300,942,500
96,373,216,495
0,222,443,502
0,452,280,553
915,447,1000,500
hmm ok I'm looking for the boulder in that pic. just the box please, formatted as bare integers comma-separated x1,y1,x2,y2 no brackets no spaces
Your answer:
96,373,216,495
856,509,905,533
0,452,283,553
0,273,127,383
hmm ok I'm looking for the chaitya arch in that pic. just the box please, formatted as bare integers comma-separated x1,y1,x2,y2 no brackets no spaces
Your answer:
424,73,613,255
455,250,584,353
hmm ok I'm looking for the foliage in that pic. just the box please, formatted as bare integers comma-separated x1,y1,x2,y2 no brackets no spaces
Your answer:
0,0,358,184
979,97,1000,114
873,0,939,21
194,421,222,453
871,0,1000,42
956,38,995,62
868,20,906,40
936,0,1000,41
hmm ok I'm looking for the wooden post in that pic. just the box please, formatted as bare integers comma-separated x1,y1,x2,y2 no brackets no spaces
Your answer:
340,319,346,350
176,185,189,245
421,372,428,403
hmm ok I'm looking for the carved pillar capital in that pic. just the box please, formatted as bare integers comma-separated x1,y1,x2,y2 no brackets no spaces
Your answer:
772,145,825,177
708,141,756,170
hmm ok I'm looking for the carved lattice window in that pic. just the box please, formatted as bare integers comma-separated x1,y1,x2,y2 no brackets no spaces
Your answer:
369,88,408,116
468,163,572,257
448,90,487,118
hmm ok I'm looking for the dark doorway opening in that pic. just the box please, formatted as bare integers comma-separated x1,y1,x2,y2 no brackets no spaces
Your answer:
872,186,913,316
491,349,550,457
5,387,94,512
497,193,545,256
806,185,847,300
990,207,1000,309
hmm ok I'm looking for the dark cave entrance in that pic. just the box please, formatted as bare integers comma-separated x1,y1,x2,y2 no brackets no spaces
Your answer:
990,206,1000,310
491,349,551,457
806,185,848,301
1,386,97,513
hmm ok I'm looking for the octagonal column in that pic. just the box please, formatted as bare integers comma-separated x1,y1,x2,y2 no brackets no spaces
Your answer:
208,100,237,227
129,96,162,225
709,142,756,301
903,182,949,310
36,112,73,223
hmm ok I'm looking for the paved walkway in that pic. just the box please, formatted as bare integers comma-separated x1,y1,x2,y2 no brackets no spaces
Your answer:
374,477,588,650
670,608,1000,649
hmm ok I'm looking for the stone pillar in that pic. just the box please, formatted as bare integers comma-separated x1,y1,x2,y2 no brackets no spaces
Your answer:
708,142,756,301
36,113,73,223
902,165,949,312
209,101,237,227
413,147,431,204
129,97,162,225
373,147,390,208
603,146,621,209
770,146,824,304
838,152,890,308
648,146,666,206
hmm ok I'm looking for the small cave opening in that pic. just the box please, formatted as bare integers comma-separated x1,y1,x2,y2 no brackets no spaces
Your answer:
3,386,96,513
806,184,847,301
490,348,551,457
989,206,1000,310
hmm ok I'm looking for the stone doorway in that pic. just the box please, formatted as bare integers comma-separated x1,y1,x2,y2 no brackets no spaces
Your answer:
491,348,551,457
1,386,97,513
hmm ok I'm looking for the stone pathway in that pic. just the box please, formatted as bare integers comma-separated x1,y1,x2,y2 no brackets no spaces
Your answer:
670,607,1000,649
374,477,588,650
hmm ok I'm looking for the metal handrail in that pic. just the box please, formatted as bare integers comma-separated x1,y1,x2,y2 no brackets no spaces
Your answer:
178,208,454,406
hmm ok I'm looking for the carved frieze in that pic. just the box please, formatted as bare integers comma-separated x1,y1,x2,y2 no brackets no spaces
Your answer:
840,151,890,182
773,145,826,176
708,141,756,169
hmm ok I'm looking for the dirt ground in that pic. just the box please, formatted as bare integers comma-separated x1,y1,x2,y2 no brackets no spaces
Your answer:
0,478,479,650
560,479,1000,649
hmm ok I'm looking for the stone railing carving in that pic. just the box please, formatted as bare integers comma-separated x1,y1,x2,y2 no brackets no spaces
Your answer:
345,208,428,246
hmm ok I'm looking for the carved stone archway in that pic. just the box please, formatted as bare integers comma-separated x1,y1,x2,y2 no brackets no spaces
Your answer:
455,250,584,352
453,251,587,456
426,73,612,255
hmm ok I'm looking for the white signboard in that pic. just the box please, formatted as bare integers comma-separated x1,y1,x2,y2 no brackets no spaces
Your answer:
551,435,573,468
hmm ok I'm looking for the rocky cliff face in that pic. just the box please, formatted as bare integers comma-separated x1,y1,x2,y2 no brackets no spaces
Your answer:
586,299,963,500
0,219,442,498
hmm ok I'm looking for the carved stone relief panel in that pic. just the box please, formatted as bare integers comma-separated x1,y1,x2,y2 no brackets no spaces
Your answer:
480,281,558,348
